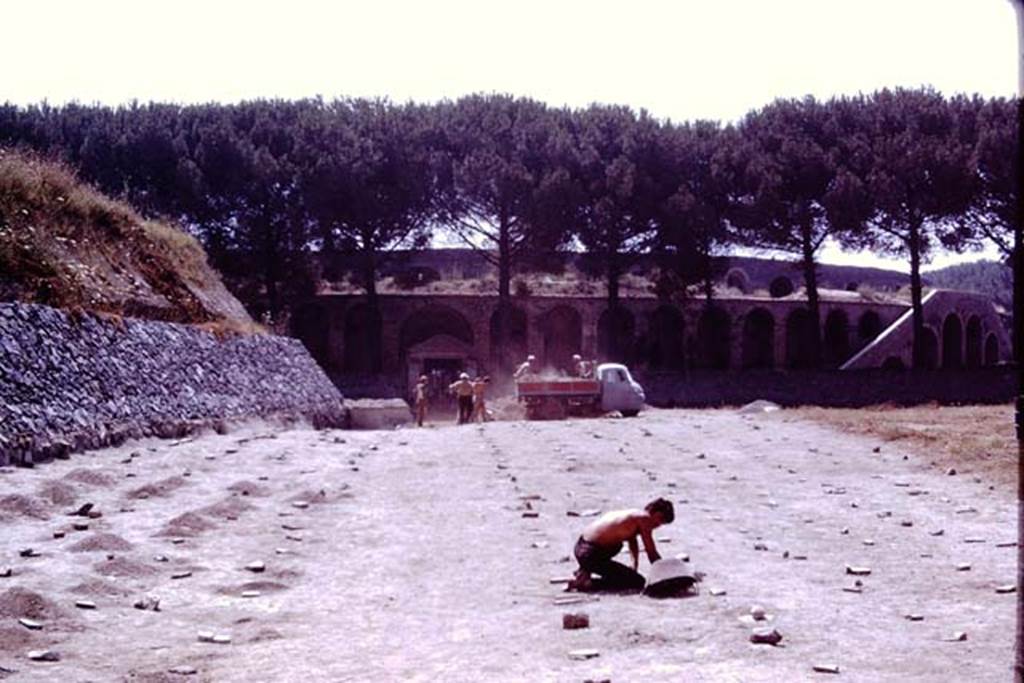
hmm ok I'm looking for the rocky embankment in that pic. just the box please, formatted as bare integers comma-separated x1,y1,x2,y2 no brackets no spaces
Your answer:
0,302,346,465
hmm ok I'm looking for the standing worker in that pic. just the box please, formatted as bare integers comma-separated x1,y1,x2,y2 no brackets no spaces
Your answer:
449,372,475,425
413,375,429,427
472,376,490,423
513,354,537,380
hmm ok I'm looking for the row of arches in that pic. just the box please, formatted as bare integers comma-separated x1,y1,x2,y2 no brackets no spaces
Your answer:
934,313,999,369
340,302,915,373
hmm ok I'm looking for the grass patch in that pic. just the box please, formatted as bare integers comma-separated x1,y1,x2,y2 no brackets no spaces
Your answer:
782,404,1016,490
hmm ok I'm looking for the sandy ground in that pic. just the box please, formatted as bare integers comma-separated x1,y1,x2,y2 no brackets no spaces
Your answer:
0,408,1015,682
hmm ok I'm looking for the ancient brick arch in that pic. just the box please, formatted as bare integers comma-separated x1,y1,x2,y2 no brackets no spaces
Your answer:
539,305,582,373
398,305,474,357
695,306,731,369
941,313,963,369
984,333,999,366
598,307,636,363
965,315,982,369
725,268,749,293
489,305,528,368
785,308,817,369
742,308,775,369
646,305,685,370
823,309,851,368
343,304,383,373
857,310,883,345
769,276,794,298
291,303,330,369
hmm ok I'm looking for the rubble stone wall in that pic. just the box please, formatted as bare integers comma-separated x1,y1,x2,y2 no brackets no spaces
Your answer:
0,302,346,466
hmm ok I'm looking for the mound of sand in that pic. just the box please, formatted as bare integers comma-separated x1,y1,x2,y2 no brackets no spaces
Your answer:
68,578,131,597
68,533,134,553
270,568,303,581
219,580,289,596
250,628,284,642
0,624,40,652
0,587,67,620
36,480,78,506
93,557,158,578
0,494,50,520
121,669,189,683
157,511,216,537
227,480,272,497
200,497,253,519
128,476,187,500
63,468,116,488
287,486,351,505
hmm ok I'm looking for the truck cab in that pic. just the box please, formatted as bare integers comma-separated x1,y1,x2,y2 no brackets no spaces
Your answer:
596,363,646,416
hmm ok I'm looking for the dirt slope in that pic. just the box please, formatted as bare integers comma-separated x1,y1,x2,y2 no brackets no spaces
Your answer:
0,148,252,327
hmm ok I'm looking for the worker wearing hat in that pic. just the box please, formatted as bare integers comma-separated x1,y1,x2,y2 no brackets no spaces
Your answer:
513,354,537,380
413,375,429,427
449,372,475,425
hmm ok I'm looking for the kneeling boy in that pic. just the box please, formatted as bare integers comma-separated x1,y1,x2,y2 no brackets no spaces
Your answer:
568,498,675,592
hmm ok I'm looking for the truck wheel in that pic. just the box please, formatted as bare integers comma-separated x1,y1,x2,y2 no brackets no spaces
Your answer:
539,398,566,420
621,410,639,418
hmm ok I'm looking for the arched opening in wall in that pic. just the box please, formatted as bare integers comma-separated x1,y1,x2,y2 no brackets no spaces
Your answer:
540,305,583,373
920,327,939,370
742,308,775,369
291,303,330,369
696,307,731,369
598,307,636,363
769,276,794,298
399,305,476,403
489,305,528,369
646,305,685,370
941,314,963,369
725,268,749,293
785,308,817,369
343,304,383,373
400,305,474,351
857,311,883,345
965,316,982,369
984,333,1000,366
823,310,850,368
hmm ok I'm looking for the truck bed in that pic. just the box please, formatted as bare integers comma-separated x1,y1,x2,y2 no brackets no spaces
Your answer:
516,378,600,397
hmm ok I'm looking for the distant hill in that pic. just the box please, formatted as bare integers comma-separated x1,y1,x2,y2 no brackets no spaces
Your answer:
0,149,254,328
924,260,1012,312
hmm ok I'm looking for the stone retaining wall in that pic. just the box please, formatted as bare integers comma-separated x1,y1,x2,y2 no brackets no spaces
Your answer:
0,303,346,465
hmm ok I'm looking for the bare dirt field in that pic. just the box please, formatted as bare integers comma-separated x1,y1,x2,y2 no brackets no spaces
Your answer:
0,408,1015,682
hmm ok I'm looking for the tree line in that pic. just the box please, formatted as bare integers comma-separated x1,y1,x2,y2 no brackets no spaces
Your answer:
0,89,1016,369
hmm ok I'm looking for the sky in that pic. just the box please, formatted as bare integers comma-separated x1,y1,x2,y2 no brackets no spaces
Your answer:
2,0,1018,272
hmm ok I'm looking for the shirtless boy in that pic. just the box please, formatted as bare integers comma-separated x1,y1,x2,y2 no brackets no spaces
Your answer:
568,498,675,592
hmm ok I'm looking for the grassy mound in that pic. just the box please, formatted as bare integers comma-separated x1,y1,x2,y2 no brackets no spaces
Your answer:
0,148,254,329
